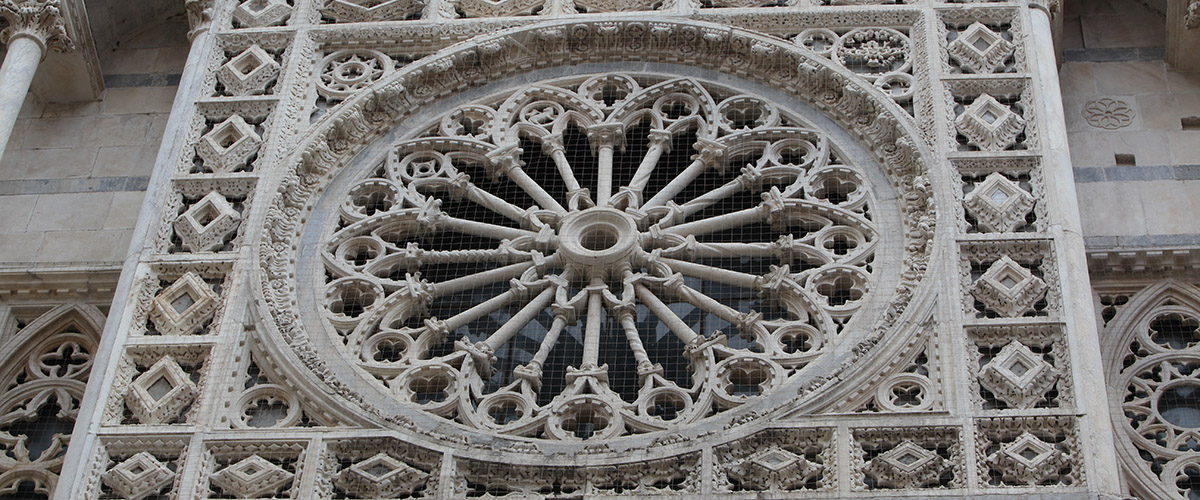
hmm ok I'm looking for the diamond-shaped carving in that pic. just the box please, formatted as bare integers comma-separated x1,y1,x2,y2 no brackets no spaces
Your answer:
174,191,242,252
233,0,293,27
948,22,1015,74
955,93,1026,151
210,454,294,498
969,256,1047,317
335,452,429,498
150,272,220,336
986,432,1067,484
196,115,262,173
979,341,1059,408
102,451,176,500
217,45,280,97
864,440,947,489
964,172,1035,232
321,0,422,22
126,355,198,424
730,445,822,490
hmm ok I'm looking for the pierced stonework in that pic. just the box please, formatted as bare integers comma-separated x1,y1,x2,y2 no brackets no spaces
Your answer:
311,73,886,441
969,255,1048,318
0,305,103,497
865,440,946,488
1082,97,1135,130
149,272,221,336
977,416,1080,487
125,355,199,425
947,22,1015,74
854,427,960,490
173,191,243,252
790,27,916,111
317,49,392,102
963,172,1034,233
232,0,292,27
336,452,429,498
210,454,295,498
716,429,834,492
320,0,423,23
955,94,1026,151
101,451,176,500
51,10,1114,499
969,324,1071,411
217,45,281,96
321,438,441,498
978,341,1058,409
196,115,264,173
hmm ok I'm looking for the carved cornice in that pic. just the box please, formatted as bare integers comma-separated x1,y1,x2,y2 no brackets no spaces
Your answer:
1087,247,1200,282
0,0,72,53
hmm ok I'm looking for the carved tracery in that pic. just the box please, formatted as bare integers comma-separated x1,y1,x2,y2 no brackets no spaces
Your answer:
0,303,102,497
1105,282,1200,499
317,73,882,440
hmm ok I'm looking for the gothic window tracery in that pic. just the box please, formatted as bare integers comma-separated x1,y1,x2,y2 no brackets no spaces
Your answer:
0,303,103,498
1104,281,1200,499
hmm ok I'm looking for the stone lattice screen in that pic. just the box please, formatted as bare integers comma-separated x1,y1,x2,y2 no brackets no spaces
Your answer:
50,0,1122,498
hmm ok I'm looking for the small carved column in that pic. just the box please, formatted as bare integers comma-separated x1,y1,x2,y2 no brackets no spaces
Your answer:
0,0,71,163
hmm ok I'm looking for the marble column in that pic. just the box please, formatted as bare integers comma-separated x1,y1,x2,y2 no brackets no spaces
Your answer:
1026,0,1122,494
0,0,72,163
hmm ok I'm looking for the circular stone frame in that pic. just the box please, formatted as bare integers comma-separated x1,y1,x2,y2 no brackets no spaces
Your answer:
253,18,943,461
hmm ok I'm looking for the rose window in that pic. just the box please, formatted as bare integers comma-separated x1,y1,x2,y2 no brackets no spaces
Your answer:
313,73,886,440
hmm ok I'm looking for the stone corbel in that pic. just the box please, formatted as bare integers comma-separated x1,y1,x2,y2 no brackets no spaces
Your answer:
1188,0,1200,29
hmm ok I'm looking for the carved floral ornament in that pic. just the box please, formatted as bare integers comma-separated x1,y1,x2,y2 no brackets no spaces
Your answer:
257,19,939,455
0,0,72,52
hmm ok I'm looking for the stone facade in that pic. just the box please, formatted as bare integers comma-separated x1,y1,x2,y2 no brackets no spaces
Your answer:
0,0,1193,499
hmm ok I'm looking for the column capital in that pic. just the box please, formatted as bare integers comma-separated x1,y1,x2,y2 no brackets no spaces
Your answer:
185,0,216,41
1188,0,1200,29
0,0,72,53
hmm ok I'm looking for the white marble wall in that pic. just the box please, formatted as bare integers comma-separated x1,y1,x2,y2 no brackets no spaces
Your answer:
0,18,187,266
1063,0,1200,249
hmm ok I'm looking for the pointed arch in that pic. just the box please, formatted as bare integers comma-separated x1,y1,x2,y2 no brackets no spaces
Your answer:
0,302,105,496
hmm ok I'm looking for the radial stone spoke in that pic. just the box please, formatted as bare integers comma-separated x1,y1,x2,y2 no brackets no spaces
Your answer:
460,184,532,226
658,258,762,289
506,166,568,215
582,280,606,366
432,261,539,298
482,285,559,351
634,283,699,345
441,215,539,241
662,206,763,237
613,307,652,370
643,158,705,209
659,242,778,259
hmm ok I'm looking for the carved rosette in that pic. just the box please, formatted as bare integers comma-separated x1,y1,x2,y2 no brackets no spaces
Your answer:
0,0,72,52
